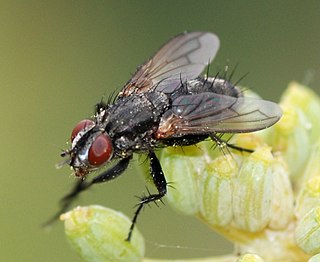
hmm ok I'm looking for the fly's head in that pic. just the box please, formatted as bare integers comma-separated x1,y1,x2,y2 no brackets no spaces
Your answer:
60,115,113,178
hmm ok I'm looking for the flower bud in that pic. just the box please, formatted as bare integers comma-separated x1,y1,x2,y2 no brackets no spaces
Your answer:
266,104,311,180
281,82,320,143
198,154,239,227
61,205,145,262
295,138,320,218
295,177,320,219
295,206,320,255
268,156,294,230
160,139,241,224
160,145,204,215
232,146,293,232
309,254,320,262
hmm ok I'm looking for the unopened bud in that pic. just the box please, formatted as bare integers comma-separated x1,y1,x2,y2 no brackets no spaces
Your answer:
295,206,320,255
295,138,320,218
309,254,320,262
233,146,293,232
198,154,238,227
281,82,320,143
61,205,145,262
269,104,311,179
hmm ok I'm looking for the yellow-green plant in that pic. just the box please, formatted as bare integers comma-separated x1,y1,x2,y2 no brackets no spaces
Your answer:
62,82,320,262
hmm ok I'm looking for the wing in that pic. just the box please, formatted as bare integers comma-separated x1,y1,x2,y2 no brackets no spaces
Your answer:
119,32,220,97
156,93,282,138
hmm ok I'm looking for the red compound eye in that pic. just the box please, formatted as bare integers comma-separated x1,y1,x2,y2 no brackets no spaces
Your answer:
88,134,113,166
71,119,95,142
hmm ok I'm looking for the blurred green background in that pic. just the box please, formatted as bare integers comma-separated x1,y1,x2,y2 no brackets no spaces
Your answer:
1,1,320,261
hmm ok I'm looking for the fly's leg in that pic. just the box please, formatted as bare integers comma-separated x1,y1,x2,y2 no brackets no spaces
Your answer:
210,133,254,153
126,151,167,241
44,156,131,226
90,156,131,184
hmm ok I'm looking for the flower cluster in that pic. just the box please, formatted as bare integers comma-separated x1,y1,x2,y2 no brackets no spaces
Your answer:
62,82,320,262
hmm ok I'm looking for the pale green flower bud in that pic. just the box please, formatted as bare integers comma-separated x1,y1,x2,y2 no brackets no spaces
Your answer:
309,253,320,262
160,139,240,225
265,103,311,180
268,156,294,230
159,140,223,216
295,138,320,218
295,176,320,220
160,145,204,215
232,146,293,232
61,205,145,262
198,154,239,227
281,82,320,143
295,206,320,255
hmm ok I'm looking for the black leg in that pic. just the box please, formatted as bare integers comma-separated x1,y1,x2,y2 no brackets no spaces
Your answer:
210,134,254,153
126,151,167,241
44,156,131,226
91,156,131,184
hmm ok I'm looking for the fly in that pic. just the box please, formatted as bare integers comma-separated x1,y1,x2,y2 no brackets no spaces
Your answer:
47,32,282,241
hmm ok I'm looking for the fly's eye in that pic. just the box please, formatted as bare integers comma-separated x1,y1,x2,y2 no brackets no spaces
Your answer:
71,119,95,141
88,134,113,166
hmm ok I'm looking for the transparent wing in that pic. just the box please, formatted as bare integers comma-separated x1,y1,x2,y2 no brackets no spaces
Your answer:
156,93,282,138
119,32,220,97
